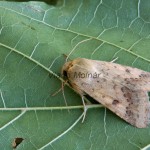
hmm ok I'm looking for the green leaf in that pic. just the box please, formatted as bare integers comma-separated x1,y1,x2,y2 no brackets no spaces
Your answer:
0,0,150,149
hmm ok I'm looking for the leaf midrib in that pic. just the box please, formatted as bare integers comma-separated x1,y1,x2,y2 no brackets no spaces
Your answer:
0,104,103,111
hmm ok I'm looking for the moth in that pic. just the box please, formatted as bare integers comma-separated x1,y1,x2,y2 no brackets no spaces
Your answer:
62,58,150,128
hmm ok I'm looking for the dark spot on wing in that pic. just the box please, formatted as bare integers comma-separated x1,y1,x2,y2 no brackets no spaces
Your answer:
126,69,131,73
103,79,107,82
121,87,124,92
121,87,134,104
102,95,105,98
112,100,119,105
113,85,117,89
140,73,150,78
126,109,133,117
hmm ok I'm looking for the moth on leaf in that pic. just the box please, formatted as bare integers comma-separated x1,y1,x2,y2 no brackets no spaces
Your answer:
62,58,150,128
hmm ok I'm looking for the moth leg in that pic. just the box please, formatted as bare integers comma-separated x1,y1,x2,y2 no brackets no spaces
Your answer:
52,80,69,107
111,57,118,63
61,80,69,107
51,80,67,96
51,87,62,96
81,96,88,123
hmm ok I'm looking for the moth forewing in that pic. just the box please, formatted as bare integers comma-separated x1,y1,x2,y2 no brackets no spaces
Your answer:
62,58,150,128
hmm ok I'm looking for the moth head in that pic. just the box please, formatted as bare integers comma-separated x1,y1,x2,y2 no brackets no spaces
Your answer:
61,61,73,80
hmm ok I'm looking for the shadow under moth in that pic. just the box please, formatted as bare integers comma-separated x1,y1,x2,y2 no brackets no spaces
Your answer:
62,58,150,128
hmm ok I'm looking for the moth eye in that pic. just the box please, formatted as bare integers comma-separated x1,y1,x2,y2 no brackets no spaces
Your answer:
63,70,68,77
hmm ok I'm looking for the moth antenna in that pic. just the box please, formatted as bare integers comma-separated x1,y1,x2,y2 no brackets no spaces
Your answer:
111,57,118,63
62,54,72,62
51,80,67,96
65,53,71,62
81,96,88,123
61,81,68,107
51,87,63,96
62,54,70,60
52,79,70,112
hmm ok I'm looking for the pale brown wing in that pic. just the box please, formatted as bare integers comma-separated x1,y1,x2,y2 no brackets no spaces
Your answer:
71,58,150,91
66,58,150,128
80,81,150,128
93,60,150,91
